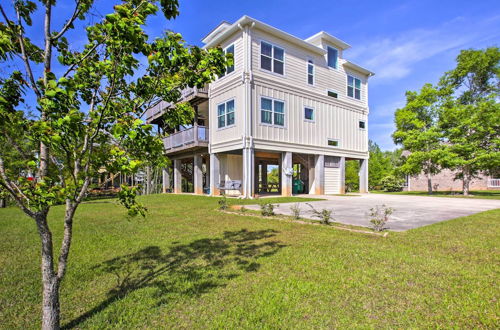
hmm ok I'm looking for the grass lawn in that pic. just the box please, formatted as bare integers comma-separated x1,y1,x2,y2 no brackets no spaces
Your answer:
371,190,500,200
0,194,499,328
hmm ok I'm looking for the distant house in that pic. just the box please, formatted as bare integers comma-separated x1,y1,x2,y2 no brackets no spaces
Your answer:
404,171,499,192
146,16,374,197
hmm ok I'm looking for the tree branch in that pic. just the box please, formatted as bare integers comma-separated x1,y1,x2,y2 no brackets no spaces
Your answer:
0,157,35,217
51,0,82,41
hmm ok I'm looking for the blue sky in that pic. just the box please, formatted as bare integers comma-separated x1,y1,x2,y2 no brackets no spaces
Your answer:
4,0,500,150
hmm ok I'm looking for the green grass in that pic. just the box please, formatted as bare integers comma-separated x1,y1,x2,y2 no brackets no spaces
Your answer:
0,194,499,329
371,190,500,200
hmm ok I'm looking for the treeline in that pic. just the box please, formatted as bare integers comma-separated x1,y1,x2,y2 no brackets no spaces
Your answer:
392,47,499,195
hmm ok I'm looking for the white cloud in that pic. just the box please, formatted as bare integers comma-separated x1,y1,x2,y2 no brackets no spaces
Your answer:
349,15,500,81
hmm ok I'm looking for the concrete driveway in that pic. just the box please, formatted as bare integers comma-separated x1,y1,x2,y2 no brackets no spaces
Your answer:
246,194,500,231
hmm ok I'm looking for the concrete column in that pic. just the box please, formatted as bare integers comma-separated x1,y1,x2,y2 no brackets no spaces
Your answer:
339,157,346,194
243,148,255,198
314,154,325,195
359,158,369,193
162,167,170,193
209,153,220,196
308,155,315,194
281,151,293,196
193,154,203,195
173,159,182,194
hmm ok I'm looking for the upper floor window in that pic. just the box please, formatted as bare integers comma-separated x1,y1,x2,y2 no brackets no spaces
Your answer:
307,60,314,85
327,139,339,147
347,75,361,100
261,97,285,126
220,44,235,77
327,46,338,69
217,99,235,128
359,120,366,129
304,107,314,121
261,41,284,75
327,90,338,98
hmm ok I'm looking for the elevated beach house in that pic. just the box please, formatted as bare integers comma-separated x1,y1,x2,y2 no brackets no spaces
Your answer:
145,16,374,198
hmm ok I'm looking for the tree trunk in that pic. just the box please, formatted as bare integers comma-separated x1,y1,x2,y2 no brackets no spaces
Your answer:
426,172,433,194
35,212,61,330
463,173,471,196
0,198,5,208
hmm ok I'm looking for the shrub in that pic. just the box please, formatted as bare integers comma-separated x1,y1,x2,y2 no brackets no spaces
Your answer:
369,204,394,231
381,175,405,192
290,203,301,220
260,202,276,216
307,203,333,225
218,196,228,210
240,206,247,213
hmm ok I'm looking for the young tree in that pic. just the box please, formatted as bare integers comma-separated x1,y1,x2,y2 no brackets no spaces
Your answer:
367,140,395,189
438,47,500,195
0,1,227,329
392,83,443,194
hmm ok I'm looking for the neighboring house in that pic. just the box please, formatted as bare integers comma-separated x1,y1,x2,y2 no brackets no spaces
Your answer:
404,171,500,192
145,16,374,198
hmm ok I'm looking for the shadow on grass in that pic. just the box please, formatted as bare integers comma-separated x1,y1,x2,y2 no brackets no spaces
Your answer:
63,229,285,329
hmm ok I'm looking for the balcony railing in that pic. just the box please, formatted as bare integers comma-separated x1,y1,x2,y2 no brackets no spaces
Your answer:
145,86,209,124
163,125,209,152
488,178,500,188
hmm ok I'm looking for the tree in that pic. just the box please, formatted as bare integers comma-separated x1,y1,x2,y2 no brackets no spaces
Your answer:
438,47,500,195
0,1,227,329
392,83,443,194
367,140,396,189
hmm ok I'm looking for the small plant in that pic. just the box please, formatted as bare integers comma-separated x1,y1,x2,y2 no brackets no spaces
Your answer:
369,204,394,231
307,203,333,225
290,203,301,220
260,202,276,216
218,196,228,210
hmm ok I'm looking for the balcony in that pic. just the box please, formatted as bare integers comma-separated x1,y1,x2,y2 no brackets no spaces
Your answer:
145,86,209,124
163,125,209,155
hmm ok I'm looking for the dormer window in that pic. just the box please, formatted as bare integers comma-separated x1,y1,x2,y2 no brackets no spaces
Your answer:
261,41,284,75
327,46,338,69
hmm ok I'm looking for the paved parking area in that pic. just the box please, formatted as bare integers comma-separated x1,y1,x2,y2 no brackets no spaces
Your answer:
247,194,500,231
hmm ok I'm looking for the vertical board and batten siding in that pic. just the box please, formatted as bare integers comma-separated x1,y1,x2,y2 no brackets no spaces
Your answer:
209,85,245,145
250,28,368,108
252,83,368,152
324,167,341,194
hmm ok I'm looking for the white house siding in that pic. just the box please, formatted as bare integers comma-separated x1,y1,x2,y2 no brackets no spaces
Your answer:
252,80,368,154
324,167,341,194
250,28,368,108
209,82,245,152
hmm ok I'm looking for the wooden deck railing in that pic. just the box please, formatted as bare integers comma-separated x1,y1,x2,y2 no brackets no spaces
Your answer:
145,86,209,123
163,125,209,151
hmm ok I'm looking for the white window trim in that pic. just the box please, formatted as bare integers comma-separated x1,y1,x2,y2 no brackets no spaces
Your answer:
216,99,236,130
219,43,236,80
347,74,362,101
327,138,340,148
359,120,367,130
259,96,286,128
306,58,314,86
326,45,339,70
326,89,339,99
259,40,286,76
304,106,315,123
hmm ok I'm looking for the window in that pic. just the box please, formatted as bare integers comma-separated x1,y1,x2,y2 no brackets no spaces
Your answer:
217,99,235,128
347,75,361,100
359,120,366,129
307,59,314,85
327,90,338,98
261,41,284,75
327,46,338,69
304,107,314,121
327,139,339,147
220,44,235,77
261,97,284,126
325,156,341,168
